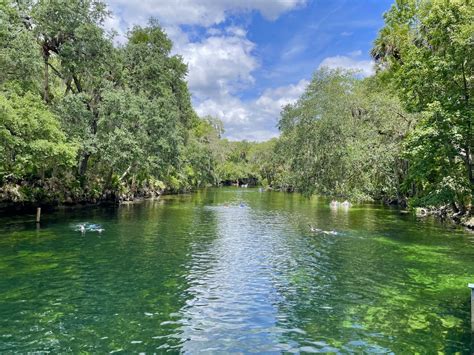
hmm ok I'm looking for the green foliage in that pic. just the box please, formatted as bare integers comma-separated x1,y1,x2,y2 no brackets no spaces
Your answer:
373,0,473,211
0,92,77,180
0,0,223,202
403,102,470,207
271,0,473,214
0,0,471,212
247,139,280,187
0,0,42,92
182,116,223,187
124,20,193,129
276,68,414,201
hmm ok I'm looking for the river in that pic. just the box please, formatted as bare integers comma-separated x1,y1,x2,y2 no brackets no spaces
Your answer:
0,188,473,352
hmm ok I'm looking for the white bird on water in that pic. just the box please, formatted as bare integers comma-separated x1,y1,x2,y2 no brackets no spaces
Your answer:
79,224,86,234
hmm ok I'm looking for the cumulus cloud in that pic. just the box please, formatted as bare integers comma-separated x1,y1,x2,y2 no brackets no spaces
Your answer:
107,0,306,27
103,0,309,140
255,79,308,117
180,31,258,99
226,26,247,37
196,79,309,141
348,49,362,57
103,13,127,44
318,54,374,77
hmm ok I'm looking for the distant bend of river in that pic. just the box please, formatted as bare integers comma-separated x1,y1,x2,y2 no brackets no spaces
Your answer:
0,188,473,353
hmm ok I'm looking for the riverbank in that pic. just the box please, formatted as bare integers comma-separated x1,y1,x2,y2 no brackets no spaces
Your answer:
0,180,164,214
412,206,474,231
462,217,474,230
0,182,474,231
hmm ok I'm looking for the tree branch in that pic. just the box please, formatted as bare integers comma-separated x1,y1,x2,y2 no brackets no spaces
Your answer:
47,62,63,79
119,165,132,182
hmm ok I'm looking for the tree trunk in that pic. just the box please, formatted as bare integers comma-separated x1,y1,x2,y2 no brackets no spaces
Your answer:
119,165,132,182
461,60,473,190
451,201,459,214
42,54,50,103
78,153,90,177
106,168,114,188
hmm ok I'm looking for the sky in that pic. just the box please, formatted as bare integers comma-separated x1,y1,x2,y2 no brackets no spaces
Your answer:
104,0,394,141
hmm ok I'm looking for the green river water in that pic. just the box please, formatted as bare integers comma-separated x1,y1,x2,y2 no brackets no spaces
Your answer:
0,188,473,353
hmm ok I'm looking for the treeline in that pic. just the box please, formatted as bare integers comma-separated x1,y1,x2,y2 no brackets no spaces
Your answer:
262,0,473,215
1,0,472,216
0,0,284,205
0,0,230,205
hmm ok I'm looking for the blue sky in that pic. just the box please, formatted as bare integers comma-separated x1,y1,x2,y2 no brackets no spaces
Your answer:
104,0,393,141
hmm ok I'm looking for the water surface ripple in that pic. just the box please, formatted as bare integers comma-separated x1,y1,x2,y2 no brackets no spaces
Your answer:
0,188,473,352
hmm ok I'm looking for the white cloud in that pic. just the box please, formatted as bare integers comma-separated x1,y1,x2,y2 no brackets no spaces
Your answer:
196,95,251,125
103,0,308,140
206,27,223,36
281,44,306,60
226,26,247,38
164,25,191,53
348,49,362,57
180,32,258,99
196,79,308,141
318,55,374,77
103,13,127,44
255,79,308,117
107,0,306,27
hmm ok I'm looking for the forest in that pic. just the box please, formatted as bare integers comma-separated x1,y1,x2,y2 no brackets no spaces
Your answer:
0,0,472,220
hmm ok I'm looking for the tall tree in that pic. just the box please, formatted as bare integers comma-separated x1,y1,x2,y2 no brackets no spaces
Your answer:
372,0,473,212
277,68,414,201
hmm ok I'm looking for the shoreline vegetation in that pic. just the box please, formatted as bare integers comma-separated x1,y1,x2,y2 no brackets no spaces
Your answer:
0,1,472,227
2,192,473,231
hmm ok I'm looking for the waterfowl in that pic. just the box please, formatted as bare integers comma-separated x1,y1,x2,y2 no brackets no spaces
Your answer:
79,224,86,234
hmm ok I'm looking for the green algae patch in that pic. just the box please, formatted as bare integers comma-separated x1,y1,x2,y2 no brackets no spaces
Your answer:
440,316,462,329
0,188,473,353
17,250,55,259
408,314,429,330
407,268,472,294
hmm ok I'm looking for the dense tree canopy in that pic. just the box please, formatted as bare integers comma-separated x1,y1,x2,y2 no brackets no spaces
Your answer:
276,68,415,201
0,0,221,203
272,0,472,216
372,0,473,212
0,0,471,218
0,92,77,180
